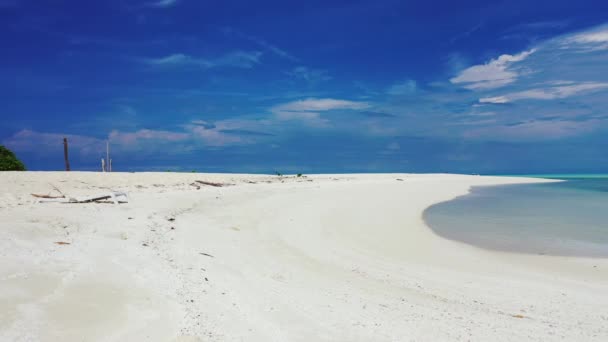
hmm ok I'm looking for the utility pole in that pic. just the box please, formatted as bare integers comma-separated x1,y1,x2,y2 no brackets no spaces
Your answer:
63,137,71,171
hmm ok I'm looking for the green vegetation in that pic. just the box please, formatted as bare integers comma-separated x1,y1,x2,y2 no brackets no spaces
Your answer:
0,145,26,171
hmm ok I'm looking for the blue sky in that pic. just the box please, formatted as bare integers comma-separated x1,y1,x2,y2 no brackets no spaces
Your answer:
2,0,608,173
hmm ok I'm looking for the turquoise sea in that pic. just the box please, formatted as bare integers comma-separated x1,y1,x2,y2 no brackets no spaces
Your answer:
423,175,608,258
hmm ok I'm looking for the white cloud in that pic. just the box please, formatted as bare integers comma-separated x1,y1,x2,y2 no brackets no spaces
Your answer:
186,118,280,145
148,0,178,8
222,27,298,62
448,24,608,140
144,51,262,69
479,82,608,103
190,120,216,129
387,80,417,95
545,80,576,86
186,125,246,146
268,98,368,127
272,98,369,112
274,111,322,121
560,25,608,51
146,53,207,67
465,119,600,141
469,111,497,116
272,110,329,127
215,51,263,68
571,27,608,44
287,66,332,83
3,124,266,159
478,96,510,104
386,142,401,151
450,49,536,90
3,130,104,156
110,123,270,147
2,121,387,159
109,129,188,144
512,20,570,31
108,125,260,150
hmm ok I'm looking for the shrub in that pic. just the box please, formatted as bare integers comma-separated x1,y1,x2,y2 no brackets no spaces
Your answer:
0,145,26,171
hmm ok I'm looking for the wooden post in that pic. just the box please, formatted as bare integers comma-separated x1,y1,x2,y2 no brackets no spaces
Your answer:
63,137,71,171
106,141,111,172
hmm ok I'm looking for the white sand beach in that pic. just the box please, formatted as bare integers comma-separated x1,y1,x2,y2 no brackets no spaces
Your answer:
1,172,607,341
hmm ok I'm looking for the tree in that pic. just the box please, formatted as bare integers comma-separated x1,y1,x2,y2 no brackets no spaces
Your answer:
0,145,26,171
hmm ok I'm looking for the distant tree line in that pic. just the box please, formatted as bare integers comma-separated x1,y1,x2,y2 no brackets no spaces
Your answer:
0,145,26,171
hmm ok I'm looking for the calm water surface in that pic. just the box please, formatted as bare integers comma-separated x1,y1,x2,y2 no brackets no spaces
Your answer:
423,175,608,257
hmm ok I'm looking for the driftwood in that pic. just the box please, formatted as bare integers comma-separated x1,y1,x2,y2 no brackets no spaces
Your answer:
31,184,69,199
75,194,115,203
196,180,227,187
31,193,65,199
36,192,128,205
191,180,231,188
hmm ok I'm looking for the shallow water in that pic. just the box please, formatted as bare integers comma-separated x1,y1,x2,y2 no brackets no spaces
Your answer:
423,176,608,258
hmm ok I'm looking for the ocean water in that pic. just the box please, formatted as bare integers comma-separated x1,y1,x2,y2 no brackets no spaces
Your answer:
423,175,608,258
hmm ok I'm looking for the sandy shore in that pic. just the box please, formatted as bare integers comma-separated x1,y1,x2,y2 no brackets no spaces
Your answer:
0,172,606,341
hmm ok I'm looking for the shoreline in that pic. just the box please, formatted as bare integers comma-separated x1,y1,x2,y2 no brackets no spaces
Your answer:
1,172,607,341
422,179,608,259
